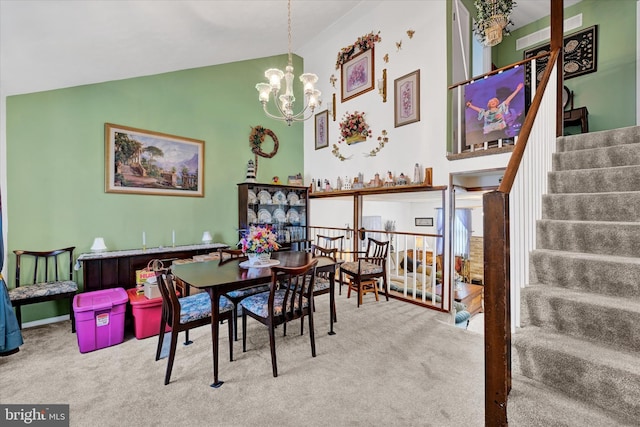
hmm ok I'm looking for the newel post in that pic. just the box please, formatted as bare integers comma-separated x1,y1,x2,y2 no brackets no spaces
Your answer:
483,191,511,426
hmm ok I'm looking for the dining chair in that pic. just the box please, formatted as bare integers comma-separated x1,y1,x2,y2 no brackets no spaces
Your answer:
218,247,270,342
154,269,234,385
240,259,318,378
10,247,78,332
310,245,338,323
339,238,390,307
315,235,346,294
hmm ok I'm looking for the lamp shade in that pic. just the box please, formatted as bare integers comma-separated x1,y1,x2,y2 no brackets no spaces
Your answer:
202,231,213,244
90,237,107,253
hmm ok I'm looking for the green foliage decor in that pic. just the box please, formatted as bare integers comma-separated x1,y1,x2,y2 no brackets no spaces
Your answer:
472,0,515,45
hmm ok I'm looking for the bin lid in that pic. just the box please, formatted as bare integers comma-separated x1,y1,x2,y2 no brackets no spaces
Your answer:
126,287,163,306
73,288,128,312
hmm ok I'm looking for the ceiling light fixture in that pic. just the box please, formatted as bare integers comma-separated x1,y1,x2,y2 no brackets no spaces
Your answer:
255,0,321,126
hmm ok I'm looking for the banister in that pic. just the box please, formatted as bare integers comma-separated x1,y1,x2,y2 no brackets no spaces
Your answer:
498,48,560,194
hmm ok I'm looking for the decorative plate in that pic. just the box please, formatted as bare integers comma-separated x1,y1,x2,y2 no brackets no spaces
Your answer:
272,190,287,204
286,208,300,224
247,189,257,204
257,208,272,223
273,208,286,223
247,209,257,224
287,192,299,205
258,190,271,204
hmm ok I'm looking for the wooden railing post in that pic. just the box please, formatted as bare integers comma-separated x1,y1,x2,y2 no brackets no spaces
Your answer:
484,191,511,426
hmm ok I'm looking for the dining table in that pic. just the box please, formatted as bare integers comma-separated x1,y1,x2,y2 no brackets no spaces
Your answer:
171,250,342,388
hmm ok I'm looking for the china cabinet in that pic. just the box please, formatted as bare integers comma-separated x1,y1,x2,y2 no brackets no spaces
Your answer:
238,183,309,250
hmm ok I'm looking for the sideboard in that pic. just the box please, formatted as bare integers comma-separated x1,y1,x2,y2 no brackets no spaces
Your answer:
77,243,228,292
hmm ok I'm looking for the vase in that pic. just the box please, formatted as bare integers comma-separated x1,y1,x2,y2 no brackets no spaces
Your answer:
248,252,271,266
345,134,366,145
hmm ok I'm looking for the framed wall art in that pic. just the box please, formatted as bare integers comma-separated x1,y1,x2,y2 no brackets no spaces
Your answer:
394,69,421,128
415,217,433,227
314,110,329,150
105,123,204,197
341,48,375,102
524,25,598,84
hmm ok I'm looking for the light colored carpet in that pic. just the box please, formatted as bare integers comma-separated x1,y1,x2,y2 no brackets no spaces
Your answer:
0,294,486,427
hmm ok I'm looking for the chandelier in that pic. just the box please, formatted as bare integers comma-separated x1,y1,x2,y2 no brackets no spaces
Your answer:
255,0,321,126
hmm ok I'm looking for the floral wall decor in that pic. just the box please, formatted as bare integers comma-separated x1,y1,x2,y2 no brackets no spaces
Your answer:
339,111,372,144
335,31,382,70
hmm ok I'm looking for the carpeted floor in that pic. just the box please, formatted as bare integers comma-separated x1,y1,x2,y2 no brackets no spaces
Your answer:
0,294,486,427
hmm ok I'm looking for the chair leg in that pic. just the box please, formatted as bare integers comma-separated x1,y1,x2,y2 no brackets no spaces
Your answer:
268,324,278,378
15,306,22,330
308,311,316,358
358,281,363,307
232,305,239,342
156,318,167,361
183,329,193,346
242,311,248,353
382,277,390,301
227,317,234,362
69,297,76,333
164,327,179,385
373,280,380,302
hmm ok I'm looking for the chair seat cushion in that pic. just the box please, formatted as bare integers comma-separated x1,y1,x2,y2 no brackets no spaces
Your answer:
225,284,270,299
9,280,78,302
313,276,330,292
240,290,308,318
179,293,233,324
341,261,382,276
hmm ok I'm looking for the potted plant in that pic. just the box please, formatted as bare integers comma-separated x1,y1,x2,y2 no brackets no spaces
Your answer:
472,0,515,47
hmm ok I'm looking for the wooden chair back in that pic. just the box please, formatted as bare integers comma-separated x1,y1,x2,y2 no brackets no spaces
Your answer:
316,235,344,256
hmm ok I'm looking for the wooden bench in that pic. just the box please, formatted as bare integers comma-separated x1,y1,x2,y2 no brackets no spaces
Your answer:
9,247,78,332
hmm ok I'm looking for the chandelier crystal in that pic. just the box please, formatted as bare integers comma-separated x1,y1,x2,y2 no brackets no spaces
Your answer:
255,0,320,126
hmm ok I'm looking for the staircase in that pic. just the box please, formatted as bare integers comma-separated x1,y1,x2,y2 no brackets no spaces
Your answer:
510,126,640,426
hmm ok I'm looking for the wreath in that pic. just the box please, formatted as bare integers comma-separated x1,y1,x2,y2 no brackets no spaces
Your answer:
249,126,279,158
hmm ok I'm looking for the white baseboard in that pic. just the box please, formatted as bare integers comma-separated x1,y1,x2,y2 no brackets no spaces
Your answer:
22,314,70,329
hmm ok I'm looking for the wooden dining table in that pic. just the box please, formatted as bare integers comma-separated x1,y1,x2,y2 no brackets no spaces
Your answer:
171,251,341,388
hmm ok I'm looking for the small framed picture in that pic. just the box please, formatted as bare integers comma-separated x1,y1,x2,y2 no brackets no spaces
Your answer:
315,110,329,150
415,217,433,227
394,69,421,127
341,48,375,102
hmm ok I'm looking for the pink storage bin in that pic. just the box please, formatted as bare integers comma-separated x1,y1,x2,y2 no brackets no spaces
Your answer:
73,288,127,353
126,288,170,340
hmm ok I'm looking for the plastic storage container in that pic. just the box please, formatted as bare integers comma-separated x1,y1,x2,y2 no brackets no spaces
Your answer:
126,288,169,339
73,288,128,353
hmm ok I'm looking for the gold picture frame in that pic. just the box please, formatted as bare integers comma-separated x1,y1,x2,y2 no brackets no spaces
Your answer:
105,123,204,197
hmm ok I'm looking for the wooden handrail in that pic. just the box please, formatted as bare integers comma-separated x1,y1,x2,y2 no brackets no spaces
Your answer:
498,48,560,193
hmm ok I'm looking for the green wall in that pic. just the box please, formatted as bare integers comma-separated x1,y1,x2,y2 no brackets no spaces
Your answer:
6,55,304,322
493,0,637,132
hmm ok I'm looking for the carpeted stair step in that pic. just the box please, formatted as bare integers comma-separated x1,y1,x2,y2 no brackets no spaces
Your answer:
512,327,640,425
548,164,640,194
536,219,640,257
556,125,640,153
553,142,640,171
529,249,640,299
520,284,640,353
541,191,640,222
508,374,636,427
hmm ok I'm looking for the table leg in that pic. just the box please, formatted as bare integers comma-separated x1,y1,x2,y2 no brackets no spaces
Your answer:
208,289,224,388
328,273,336,336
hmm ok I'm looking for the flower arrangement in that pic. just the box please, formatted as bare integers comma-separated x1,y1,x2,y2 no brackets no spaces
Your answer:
239,225,280,254
339,111,372,143
335,31,382,70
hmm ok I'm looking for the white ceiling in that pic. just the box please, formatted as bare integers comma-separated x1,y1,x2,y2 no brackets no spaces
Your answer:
0,0,581,97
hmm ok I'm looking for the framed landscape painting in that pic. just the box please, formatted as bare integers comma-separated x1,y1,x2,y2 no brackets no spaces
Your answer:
341,48,375,102
105,123,204,197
